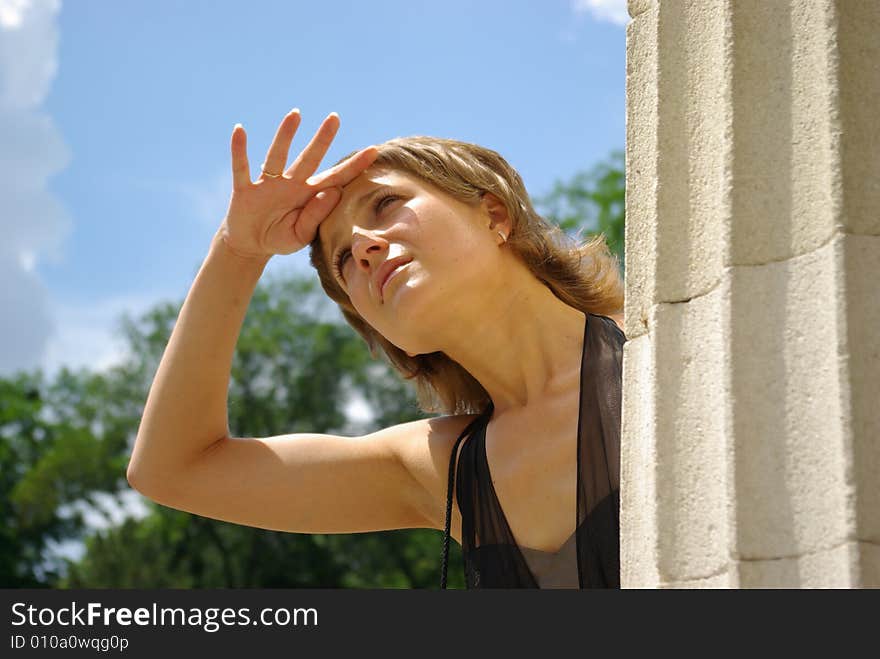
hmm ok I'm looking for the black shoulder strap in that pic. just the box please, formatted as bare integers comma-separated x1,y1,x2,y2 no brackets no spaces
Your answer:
440,403,493,589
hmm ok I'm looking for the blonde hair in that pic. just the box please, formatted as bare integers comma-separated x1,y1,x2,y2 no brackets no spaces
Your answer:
308,136,623,416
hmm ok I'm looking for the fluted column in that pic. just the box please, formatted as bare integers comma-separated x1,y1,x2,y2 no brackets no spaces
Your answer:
621,0,879,588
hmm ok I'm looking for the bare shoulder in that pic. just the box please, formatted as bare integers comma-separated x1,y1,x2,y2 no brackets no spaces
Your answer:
607,311,624,333
375,412,482,533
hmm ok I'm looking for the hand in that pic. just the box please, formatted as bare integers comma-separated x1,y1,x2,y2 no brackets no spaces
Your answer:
217,109,378,259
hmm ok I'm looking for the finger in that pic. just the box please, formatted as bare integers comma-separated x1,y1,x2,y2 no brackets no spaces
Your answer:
261,108,302,177
305,145,380,189
231,124,251,190
291,187,342,246
285,112,340,181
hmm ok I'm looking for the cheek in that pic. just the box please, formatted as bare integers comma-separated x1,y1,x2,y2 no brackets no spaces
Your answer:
347,282,389,328
433,229,488,276
347,284,372,315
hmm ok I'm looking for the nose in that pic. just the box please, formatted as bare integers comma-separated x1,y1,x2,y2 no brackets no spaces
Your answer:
351,230,387,275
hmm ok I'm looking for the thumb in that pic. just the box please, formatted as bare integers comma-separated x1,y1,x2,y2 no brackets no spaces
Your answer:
293,187,342,245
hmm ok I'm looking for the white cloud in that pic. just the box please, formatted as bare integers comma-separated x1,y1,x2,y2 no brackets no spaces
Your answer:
0,0,61,109
0,0,72,377
41,292,163,377
47,490,152,566
61,490,152,531
0,254,55,374
571,0,630,27
345,393,373,424
0,0,33,30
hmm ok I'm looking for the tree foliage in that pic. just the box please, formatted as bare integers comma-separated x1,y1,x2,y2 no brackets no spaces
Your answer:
534,149,625,273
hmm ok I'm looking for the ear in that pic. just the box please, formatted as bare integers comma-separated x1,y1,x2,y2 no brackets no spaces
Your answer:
480,192,512,239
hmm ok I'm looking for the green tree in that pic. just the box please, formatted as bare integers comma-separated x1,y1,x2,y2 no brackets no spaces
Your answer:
0,366,136,587
534,149,625,273
0,372,64,587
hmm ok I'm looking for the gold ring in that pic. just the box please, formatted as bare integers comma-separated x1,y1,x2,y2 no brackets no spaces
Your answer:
261,164,283,178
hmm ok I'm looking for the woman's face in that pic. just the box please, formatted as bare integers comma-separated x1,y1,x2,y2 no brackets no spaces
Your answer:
318,167,504,354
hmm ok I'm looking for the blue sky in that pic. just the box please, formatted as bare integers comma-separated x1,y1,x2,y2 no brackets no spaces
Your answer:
1,0,627,378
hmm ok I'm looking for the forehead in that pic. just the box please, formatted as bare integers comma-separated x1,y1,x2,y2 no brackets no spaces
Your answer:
318,167,419,256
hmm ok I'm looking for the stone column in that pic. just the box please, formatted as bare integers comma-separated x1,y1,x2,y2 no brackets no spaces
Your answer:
621,0,879,587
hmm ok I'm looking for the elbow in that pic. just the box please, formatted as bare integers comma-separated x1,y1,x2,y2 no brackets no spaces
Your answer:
126,461,152,497
126,464,173,506
126,429,151,494
125,431,226,500
125,448,164,499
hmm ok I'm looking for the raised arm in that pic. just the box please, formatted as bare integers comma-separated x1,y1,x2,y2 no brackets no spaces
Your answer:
127,110,384,505
127,226,268,485
126,112,474,536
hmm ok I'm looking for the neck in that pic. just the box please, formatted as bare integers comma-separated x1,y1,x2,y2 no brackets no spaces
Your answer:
435,262,587,416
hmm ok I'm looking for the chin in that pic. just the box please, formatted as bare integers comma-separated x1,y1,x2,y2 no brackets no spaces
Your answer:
376,286,436,350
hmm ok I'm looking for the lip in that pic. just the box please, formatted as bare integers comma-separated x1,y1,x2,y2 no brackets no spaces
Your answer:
375,256,413,303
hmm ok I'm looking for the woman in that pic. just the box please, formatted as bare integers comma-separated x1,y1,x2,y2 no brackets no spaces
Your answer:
127,108,626,589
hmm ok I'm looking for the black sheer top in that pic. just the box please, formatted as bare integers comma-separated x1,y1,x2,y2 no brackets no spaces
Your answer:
440,312,625,588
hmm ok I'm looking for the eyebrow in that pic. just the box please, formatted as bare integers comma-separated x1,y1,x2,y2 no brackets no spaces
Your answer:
323,184,389,267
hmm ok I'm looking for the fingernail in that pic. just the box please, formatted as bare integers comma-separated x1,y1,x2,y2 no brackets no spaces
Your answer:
234,123,242,131
316,187,340,201
290,107,300,115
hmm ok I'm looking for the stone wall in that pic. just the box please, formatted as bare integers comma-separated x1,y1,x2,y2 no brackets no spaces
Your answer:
621,0,879,587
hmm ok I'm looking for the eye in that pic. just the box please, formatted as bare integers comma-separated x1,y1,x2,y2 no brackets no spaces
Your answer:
333,249,351,282
373,192,400,214
332,191,403,283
